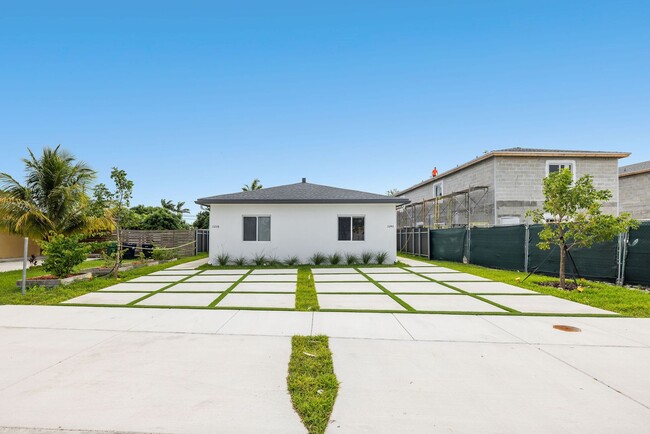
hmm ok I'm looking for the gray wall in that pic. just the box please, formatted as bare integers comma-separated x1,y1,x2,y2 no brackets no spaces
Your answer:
397,158,495,227
398,155,622,228
620,172,650,220
495,156,620,223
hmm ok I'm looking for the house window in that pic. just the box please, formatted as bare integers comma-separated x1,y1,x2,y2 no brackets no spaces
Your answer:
433,181,443,198
243,216,271,241
546,160,575,177
338,216,365,241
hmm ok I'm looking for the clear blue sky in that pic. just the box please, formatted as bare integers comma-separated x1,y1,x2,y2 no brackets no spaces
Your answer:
1,1,649,220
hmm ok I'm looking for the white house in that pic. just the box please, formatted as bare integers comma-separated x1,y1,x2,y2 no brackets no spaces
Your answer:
196,178,409,265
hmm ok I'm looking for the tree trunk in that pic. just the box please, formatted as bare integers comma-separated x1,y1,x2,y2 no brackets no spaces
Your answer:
559,245,566,289
114,226,120,279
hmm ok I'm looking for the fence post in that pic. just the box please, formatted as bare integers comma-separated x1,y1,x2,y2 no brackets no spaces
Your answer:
524,225,529,273
465,226,471,263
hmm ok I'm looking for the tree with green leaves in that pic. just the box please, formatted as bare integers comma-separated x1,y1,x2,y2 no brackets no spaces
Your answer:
193,210,209,229
0,146,113,240
386,188,399,196
161,198,190,217
527,169,638,289
242,178,263,191
94,168,134,278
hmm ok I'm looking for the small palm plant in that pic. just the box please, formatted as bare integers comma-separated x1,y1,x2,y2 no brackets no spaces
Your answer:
217,253,230,266
253,253,267,266
375,251,388,265
284,255,299,266
234,256,247,266
310,252,327,265
328,252,342,265
345,253,358,265
361,251,373,264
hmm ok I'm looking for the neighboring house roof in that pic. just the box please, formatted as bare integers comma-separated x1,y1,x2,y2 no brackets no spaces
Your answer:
397,147,630,196
619,161,650,178
196,179,409,205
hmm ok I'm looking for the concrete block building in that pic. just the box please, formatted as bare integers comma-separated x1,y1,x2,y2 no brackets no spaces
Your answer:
619,161,650,220
396,147,629,228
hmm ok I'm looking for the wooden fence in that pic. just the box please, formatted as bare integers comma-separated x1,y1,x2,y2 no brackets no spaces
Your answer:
119,229,197,257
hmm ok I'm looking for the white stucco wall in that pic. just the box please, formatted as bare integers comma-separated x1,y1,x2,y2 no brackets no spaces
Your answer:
208,203,398,264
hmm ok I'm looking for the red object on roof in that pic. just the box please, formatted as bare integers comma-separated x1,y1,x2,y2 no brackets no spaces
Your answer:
432,167,438,177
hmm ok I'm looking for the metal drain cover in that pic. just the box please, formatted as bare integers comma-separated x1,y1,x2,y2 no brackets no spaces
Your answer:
553,325,582,332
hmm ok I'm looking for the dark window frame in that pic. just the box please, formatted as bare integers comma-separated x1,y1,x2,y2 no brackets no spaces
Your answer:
338,216,365,241
243,215,271,242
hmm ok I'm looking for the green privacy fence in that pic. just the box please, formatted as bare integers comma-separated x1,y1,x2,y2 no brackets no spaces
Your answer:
424,222,650,286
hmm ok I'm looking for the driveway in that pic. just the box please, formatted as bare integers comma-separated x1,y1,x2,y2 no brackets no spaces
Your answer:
0,305,649,433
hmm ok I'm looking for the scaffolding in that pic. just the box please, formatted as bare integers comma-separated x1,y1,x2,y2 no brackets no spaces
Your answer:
397,186,490,229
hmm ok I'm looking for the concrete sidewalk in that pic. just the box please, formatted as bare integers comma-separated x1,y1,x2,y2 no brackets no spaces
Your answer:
0,305,649,433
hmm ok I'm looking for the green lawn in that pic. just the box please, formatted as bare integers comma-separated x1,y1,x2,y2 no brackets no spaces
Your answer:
287,335,339,434
399,253,650,317
0,254,208,305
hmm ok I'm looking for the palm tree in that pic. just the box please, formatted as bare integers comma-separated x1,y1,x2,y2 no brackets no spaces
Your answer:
161,199,190,216
0,145,113,240
242,178,263,191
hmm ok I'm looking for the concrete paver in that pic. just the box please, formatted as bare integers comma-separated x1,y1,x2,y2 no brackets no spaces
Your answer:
128,275,186,283
449,281,538,294
129,309,238,334
98,282,169,292
251,268,298,275
185,275,241,282
381,281,460,294
233,282,296,293
61,292,144,305
311,268,359,274
422,272,489,281
574,317,650,346
165,257,209,269
244,274,297,282
315,282,383,293
397,294,507,312
328,338,650,433
367,273,429,282
483,295,616,314
136,293,219,307
318,294,406,311
357,267,408,273
165,282,232,292
201,269,250,275
216,293,296,309
314,273,368,282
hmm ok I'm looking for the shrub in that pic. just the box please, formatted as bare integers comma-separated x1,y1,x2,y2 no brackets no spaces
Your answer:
267,256,281,266
152,247,174,261
253,253,267,266
328,252,341,265
375,251,388,265
310,252,327,265
234,256,247,266
40,234,92,278
361,251,373,264
345,253,358,265
217,253,230,266
284,255,299,266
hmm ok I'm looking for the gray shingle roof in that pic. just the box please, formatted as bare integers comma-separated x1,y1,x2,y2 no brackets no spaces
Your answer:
494,147,626,154
196,181,409,205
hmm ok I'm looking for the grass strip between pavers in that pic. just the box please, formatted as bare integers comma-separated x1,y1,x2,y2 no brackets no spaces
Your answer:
355,268,416,312
208,270,254,308
296,267,319,311
287,335,339,434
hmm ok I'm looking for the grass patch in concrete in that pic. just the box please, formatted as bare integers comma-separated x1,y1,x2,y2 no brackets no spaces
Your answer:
296,267,319,311
0,254,208,306
399,253,650,317
287,335,338,434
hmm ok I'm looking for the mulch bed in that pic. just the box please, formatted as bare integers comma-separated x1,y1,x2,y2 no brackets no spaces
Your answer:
538,281,580,291
27,273,88,280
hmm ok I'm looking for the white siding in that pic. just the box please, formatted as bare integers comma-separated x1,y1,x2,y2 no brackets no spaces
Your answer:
208,203,398,264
